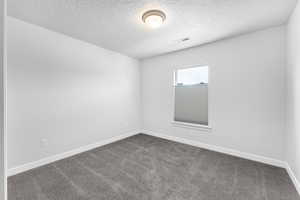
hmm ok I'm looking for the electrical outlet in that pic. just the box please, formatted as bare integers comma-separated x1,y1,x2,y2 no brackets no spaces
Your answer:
121,122,129,129
124,122,129,128
40,139,48,148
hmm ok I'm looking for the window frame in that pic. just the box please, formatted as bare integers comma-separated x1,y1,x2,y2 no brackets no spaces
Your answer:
172,65,212,131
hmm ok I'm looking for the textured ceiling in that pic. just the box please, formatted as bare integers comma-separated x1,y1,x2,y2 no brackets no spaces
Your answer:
8,0,297,59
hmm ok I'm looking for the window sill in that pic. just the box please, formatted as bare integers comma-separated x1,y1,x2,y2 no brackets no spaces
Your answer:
172,121,212,131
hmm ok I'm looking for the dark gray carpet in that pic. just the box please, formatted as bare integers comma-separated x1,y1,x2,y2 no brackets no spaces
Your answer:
8,134,300,200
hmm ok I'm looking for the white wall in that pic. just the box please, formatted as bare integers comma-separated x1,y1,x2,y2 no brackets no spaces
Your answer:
141,26,286,161
0,0,6,199
7,17,141,169
286,0,300,185
175,85,208,124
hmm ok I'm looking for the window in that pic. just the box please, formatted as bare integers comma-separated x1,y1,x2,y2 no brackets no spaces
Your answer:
176,66,208,86
174,66,209,128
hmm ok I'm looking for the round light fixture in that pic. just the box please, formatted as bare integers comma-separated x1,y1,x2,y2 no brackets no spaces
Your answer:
142,10,166,28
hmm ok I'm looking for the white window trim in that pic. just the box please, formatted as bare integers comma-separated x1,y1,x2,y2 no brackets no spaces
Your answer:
172,65,212,131
172,121,212,131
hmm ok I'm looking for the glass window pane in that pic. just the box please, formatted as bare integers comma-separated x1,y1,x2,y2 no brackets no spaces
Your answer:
176,66,208,85
174,66,209,126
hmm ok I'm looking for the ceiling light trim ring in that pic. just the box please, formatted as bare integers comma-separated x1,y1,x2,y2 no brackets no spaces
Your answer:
142,10,166,23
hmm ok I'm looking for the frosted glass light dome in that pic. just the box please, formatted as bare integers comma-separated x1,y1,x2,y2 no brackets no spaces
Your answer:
142,10,166,28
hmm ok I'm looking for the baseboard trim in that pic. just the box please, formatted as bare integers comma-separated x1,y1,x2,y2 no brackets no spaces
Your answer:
8,129,300,196
8,131,140,176
143,130,300,194
142,130,286,168
285,163,300,195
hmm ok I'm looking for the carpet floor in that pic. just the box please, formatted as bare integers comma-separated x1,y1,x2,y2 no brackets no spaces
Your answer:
8,134,300,200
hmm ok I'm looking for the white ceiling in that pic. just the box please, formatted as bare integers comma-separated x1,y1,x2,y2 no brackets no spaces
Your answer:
8,0,297,59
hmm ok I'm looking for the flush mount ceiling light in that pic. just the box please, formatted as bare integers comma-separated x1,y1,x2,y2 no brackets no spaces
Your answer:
142,10,166,28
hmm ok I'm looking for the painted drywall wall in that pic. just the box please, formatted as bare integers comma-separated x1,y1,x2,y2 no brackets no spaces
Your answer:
286,0,300,186
0,0,5,199
141,26,286,161
174,85,208,124
7,17,141,169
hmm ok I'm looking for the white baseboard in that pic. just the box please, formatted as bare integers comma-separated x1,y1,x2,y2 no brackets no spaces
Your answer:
7,128,300,197
285,163,300,195
142,130,300,195
8,131,140,176
142,130,286,168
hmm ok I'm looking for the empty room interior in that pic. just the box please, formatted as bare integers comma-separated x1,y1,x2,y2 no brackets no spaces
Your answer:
2,0,300,199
